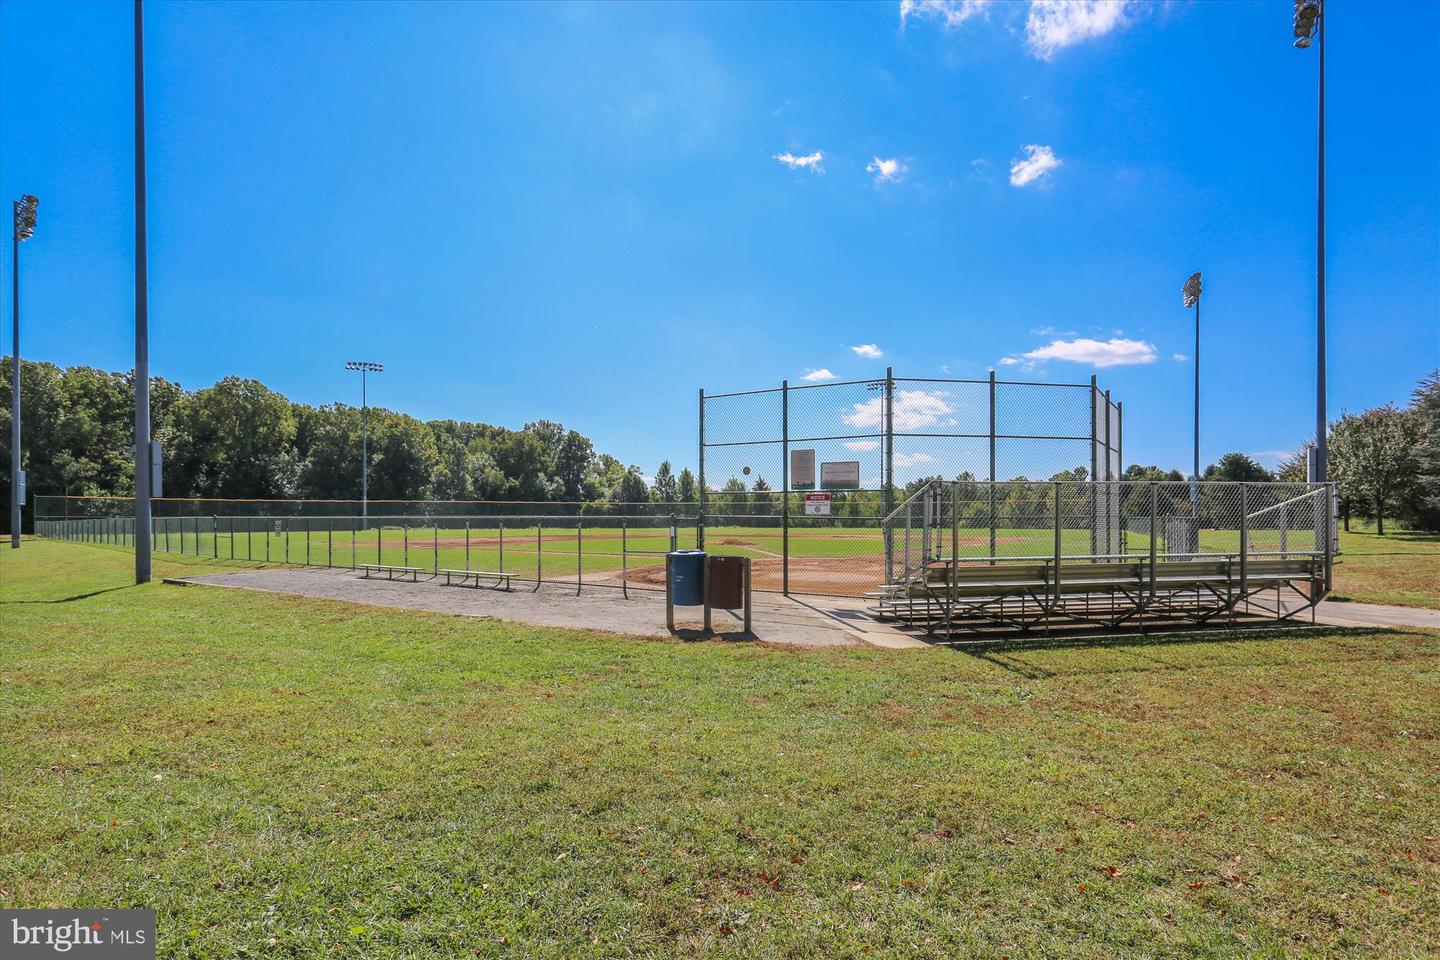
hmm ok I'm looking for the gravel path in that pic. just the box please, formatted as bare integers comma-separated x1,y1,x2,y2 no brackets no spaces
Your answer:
174,567,927,648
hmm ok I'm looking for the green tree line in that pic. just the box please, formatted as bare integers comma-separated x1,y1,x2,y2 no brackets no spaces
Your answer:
0,359,699,525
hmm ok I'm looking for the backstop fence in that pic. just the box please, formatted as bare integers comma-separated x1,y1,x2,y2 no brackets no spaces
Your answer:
699,369,1121,590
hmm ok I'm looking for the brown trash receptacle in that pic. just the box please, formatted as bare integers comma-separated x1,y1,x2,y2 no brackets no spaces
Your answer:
706,555,745,609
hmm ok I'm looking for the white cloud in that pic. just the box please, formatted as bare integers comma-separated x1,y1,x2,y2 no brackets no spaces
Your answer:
845,440,881,452
851,343,885,359
893,453,937,468
1009,144,1061,187
899,0,992,28
1003,337,1158,369
774,150,824,172
844,389,955,430
801,368,839,382
1172,353,1188,362
866,156,908,183
1249,450,1293,466
1026,1,1134,60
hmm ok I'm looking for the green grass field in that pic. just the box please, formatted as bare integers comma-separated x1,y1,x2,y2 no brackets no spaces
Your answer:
2,540,1437,958
1331,527,1440,610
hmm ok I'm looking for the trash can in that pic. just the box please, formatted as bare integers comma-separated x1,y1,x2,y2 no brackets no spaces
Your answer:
668,550,706,606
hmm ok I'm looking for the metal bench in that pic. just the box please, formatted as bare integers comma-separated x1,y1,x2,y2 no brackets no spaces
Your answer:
359,564,424,582
438,568,514,590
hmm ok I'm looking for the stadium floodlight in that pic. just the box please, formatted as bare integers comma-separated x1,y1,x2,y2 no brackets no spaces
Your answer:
1292,0,1327,483
345,361,384,521
1293,0,1320,47
10,194,39,549
1182,272,1203,498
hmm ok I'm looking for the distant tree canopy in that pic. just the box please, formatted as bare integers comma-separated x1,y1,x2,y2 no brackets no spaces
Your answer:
0,360,691,521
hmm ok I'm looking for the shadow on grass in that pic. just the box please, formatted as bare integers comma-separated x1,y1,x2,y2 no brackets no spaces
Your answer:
0,584,138,605
938,625,1405,679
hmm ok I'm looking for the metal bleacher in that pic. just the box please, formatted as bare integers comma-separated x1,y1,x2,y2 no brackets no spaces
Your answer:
870,479,1335,641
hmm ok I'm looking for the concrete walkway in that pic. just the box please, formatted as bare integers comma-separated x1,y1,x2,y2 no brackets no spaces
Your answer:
1314,599,1440,630
174,567,929,650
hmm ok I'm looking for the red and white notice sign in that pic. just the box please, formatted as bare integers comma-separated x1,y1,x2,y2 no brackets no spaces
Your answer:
803,492,832,516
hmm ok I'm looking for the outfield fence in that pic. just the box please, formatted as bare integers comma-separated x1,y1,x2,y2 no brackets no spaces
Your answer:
36,480,1337,600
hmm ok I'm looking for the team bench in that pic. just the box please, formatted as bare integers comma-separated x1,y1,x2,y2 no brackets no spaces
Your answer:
438,568,514,590
359,564,425,582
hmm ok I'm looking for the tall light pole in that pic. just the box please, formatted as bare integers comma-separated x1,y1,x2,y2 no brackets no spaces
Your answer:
345,361,383,522
10,194,38,549
134,0,153,584
1182,271,1203,485
1294,0,1326,482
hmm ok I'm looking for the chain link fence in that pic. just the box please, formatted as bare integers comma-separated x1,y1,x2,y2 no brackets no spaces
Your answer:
37,512,693,597
696,370,1121,592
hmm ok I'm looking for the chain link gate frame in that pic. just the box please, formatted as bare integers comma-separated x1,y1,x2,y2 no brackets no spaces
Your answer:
699,369,1122,597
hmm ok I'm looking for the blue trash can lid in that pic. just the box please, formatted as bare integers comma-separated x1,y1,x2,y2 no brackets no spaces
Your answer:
669,549,706,557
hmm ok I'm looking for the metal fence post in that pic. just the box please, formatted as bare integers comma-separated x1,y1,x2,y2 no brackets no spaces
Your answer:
669,513,677,552
622,518,628,599
1053,481,1063,614
327,519,332,568
989,369,997,563
1148,482,1158,599
1089,374,1099,557
433,521,438,575
499,520,505,574
305,516,310,566
782,378,789,596
284,518,290,565
214,516,219,559
884,366,895,581
465,519,471,572
576,518,582,595
698,387,706,550
535,521,542,589
403,520,409,568
1239,482,1249,610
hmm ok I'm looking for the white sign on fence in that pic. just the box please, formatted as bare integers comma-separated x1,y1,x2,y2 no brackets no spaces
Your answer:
803,492,832,516
820,460,861,490
791,449,816,490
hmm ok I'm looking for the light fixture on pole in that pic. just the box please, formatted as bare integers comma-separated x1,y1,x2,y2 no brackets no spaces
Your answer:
1293,0,1326,483
1182,271,1202,488
345,361,383,522
10,194,38,549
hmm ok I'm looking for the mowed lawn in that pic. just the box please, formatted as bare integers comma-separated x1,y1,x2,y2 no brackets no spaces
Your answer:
2,541,1437,958
1331,527,1440,610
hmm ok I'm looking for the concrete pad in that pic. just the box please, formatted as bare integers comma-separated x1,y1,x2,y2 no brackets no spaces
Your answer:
175,567,926,650
1315,599,1440,630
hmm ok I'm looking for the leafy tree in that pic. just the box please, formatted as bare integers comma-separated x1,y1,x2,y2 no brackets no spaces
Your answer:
1274,448,1310,483
652,460,677,503
366,413,439,501
676,467,697,503
1403,371,1440,530
1202,452,1273,483
1329,406,1420,535
751,475,774,513
296,404,362,499
617,466,649,505
168,377,300,499
555,430,594,501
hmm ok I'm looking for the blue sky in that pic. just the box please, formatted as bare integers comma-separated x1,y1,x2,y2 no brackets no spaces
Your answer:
2,0,1436,481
